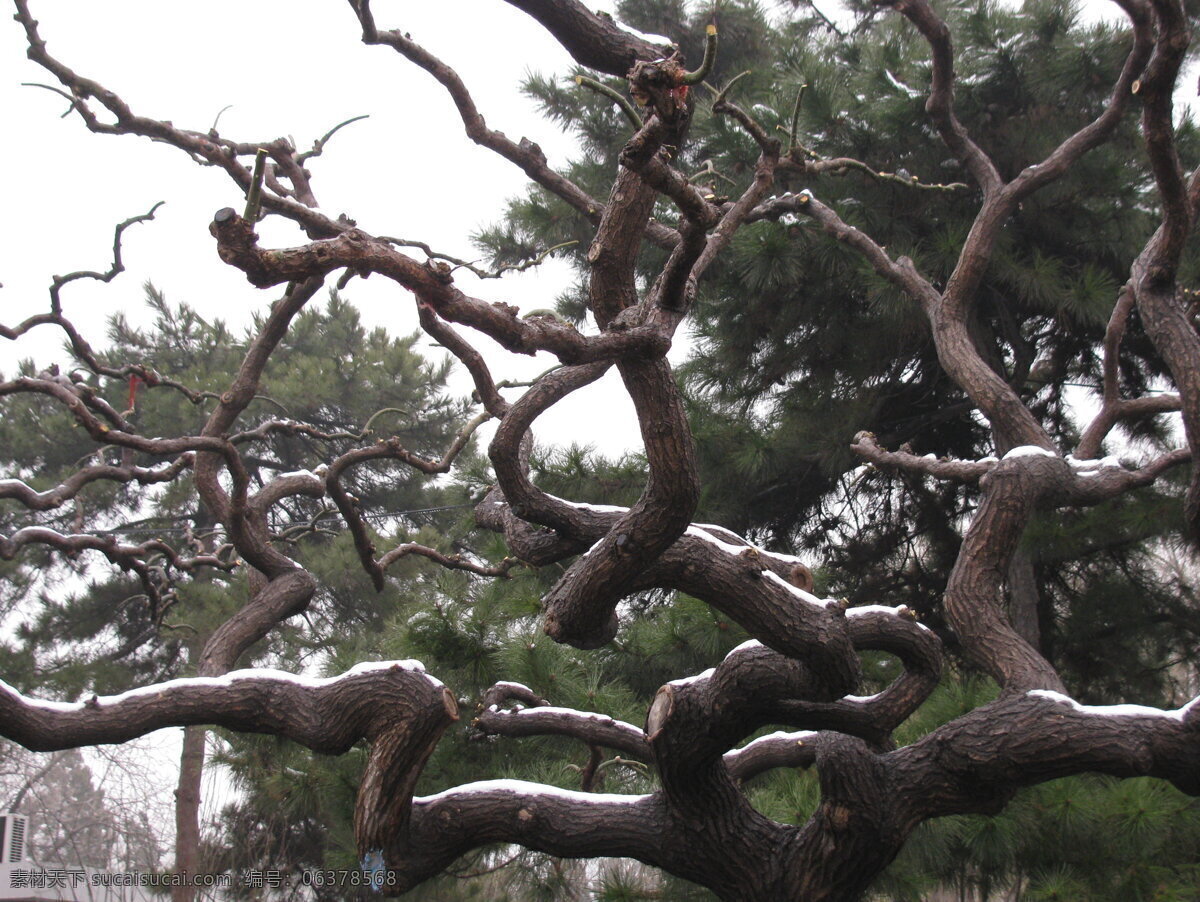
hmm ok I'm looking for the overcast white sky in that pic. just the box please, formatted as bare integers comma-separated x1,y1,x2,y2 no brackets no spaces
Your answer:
0,0,664,457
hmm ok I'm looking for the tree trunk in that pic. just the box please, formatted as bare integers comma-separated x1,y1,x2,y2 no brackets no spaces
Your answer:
1006,549,1041,650
172,725,206,902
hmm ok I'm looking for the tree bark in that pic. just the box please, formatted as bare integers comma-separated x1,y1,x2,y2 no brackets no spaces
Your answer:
171,725,206,902
1006,549,1041,650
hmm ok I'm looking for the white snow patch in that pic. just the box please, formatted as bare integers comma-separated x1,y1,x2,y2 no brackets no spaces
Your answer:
685,524,750,556
581,537,605,557
729,730,817,756
1028,689,1200,721
846,604,933,633
2,659,436,712
763,570,830,609
0,478,38,493
727,639,764,658
611,20,675,48
416,778,650,806
692,522,747,545
684,526,808,572
1002,445,1058,460
547,494,628,515
844,693,882,703
492,681,535,696
513,706,643,735
884,69,922,98
275,469,322,481
669,668,715,687
1066,455,1123,472
10,527,103,545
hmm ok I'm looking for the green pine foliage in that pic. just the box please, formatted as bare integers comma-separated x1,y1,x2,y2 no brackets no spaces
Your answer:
483,0,1200,676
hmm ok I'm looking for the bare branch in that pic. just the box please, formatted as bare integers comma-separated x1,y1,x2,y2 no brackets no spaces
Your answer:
322,410,500,589
14,1,344,237
379,235,579,281
209,209,671,364
349,19,608,228
499,0,671,76
0,456,194,512
416,304,509,417
296,113,370,164
475,683,650,761
896,689,1200,816
851,432,993,484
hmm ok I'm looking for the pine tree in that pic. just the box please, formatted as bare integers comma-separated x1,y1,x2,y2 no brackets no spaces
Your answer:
8,0,1200,899
0,285,473,894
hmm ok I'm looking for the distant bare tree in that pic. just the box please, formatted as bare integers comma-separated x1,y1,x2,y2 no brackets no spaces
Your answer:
1,740,165,873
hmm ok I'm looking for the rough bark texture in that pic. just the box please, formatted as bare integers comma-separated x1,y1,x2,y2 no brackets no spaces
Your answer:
4,0,1200,899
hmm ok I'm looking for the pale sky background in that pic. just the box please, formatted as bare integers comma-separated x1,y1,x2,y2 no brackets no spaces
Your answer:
0,0,659,459
0,0,1163,866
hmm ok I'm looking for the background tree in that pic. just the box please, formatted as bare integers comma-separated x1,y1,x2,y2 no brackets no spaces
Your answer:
4,0,1200,900
0,284,478,897
1,739,166,873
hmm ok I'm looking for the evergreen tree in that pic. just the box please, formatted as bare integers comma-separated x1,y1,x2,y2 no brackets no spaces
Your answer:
0,285,472,893
1,285,467,693
492,0,1197,621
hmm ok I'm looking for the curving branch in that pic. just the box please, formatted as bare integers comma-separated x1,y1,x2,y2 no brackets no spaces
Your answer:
415,304,509,417
1077,283,1183,460
499,0,672,76
1120,0,1200,536
43,202,164,313
0,660,448,752
475,682,650,761
209,209,670,364
895,688,1200,817
0,526,232,598
14,1,345,239
12,1,1200,899
723,730,819,782
378,234,578,282
850,432,993,484
0,455,194,512
348,12,601,222
399,781,664,893
0,660,459,875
